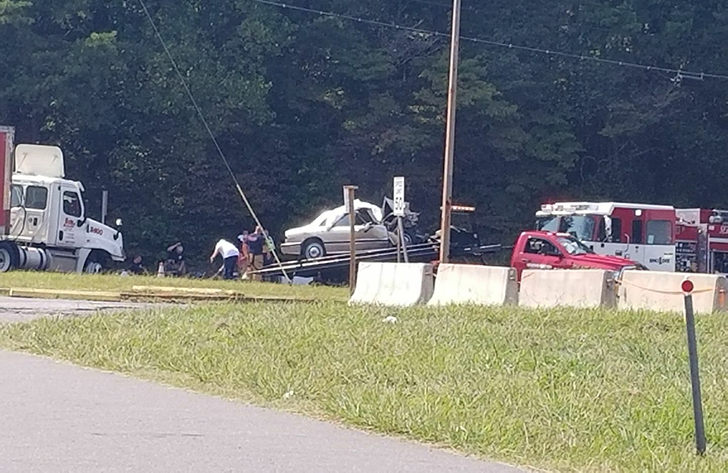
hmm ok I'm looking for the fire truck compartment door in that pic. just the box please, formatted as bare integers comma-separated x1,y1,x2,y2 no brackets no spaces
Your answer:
14,145,65,178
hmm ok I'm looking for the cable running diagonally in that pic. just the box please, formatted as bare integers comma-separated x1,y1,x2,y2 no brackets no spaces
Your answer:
137,0,292,282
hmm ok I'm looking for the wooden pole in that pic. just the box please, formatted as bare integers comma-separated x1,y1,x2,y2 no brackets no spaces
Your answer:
345,186,358,295
438,0,462,264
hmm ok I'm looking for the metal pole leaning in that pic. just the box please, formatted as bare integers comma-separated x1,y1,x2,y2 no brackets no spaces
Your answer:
397,217,409,263
438,0,462,265
682,279,707,455
345,186,358,296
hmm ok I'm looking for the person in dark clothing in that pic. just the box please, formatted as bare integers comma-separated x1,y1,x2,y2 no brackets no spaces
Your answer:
246,227,266,281
129,255,145,275
165,242,187,276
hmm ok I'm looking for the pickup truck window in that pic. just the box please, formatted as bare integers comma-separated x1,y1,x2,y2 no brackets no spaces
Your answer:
26,186,48,210
525,237,560,256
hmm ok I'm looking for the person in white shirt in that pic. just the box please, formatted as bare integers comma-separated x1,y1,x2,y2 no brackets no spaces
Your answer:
210,239,240,280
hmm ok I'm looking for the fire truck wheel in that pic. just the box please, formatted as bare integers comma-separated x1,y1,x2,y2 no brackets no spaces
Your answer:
0,242,19,273
302,239,326,260
84,251,110,274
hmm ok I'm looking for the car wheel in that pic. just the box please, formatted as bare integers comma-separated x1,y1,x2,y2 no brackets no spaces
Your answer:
0,242,19,273
302,239,326,260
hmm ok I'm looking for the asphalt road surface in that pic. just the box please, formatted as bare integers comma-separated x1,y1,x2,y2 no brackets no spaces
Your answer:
0,351,524,473
0,298,525,472
0,297,148,323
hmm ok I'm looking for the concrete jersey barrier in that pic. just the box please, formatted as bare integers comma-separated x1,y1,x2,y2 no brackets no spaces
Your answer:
618,271,728,313
428,264,518,306
519,269,617,309
349,262,434,307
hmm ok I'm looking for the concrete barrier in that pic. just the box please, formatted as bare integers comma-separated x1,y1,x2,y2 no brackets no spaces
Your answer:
519,269,617,309
618,271,728,313
349,262,434,307
428,264,518,306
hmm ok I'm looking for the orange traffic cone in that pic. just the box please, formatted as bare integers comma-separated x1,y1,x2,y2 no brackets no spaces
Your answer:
157,261,165,278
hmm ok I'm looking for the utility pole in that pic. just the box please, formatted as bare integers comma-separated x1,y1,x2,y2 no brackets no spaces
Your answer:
438,0,462,264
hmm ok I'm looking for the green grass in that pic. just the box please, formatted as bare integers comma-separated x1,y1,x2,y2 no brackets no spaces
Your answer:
0,271,348,301
2,303,728,471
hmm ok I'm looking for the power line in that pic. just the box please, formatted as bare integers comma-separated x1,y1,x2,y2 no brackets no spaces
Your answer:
137,0,292,283
251,0,728,81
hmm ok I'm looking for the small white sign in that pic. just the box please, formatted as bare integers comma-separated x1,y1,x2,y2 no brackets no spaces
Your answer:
393,177,405,217
343,187,350,213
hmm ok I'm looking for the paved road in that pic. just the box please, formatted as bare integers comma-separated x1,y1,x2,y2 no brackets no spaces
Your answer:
0,297,149,323
0,351,523,472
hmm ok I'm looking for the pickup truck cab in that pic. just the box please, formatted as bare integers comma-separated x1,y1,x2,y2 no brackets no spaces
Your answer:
510,231,641,281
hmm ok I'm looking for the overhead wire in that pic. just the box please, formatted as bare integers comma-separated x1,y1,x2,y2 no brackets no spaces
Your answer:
250,0,728,81
136,0,292,283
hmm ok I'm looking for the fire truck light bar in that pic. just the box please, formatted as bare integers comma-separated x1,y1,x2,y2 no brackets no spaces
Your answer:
540,203,600,213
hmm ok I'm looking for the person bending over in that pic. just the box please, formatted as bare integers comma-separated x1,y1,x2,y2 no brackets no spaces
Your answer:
210,239,240,280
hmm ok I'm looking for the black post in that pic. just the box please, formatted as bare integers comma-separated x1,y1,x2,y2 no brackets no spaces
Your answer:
684,293,707,455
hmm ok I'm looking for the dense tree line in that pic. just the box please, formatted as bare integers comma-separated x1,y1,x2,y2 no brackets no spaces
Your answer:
1,0,727,264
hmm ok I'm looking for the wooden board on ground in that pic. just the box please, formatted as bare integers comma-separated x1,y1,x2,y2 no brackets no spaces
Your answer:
0,286,319,304
7,288,122,302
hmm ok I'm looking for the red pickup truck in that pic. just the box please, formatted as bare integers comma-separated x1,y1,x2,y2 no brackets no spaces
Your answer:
510,231,641,281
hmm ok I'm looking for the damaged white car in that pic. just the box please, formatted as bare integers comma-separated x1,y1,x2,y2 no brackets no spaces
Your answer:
281,200,399,260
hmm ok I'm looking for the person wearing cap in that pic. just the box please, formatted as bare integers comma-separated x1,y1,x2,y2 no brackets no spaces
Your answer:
210,239,240,280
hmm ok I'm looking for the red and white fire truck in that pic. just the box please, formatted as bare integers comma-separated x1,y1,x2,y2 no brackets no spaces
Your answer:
536,202,728,274
536,202,676,272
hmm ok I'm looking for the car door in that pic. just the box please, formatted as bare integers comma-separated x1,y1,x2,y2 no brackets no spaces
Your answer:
325,210,391,253
519,237,564,270
324,214,354,254
355,209,391,251
57,185,84,248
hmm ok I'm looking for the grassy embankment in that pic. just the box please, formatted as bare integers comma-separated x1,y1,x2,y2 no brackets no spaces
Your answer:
0,271,348,301
2,302,728,471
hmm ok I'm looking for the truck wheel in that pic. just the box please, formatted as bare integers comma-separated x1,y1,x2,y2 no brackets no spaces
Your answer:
302,239,326,260
0,242,19,273
84,251,109,274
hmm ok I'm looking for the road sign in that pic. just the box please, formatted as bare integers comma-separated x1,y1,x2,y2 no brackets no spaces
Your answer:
393,177,405,217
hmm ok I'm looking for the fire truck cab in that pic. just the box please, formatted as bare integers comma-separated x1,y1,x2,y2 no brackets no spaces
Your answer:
536,202,676,272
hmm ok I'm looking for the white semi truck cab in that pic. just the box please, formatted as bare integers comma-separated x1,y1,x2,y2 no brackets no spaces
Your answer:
0,126,124,273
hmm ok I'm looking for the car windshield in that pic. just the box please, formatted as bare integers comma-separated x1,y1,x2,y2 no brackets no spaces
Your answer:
557,236,594,255
537,215,596,241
